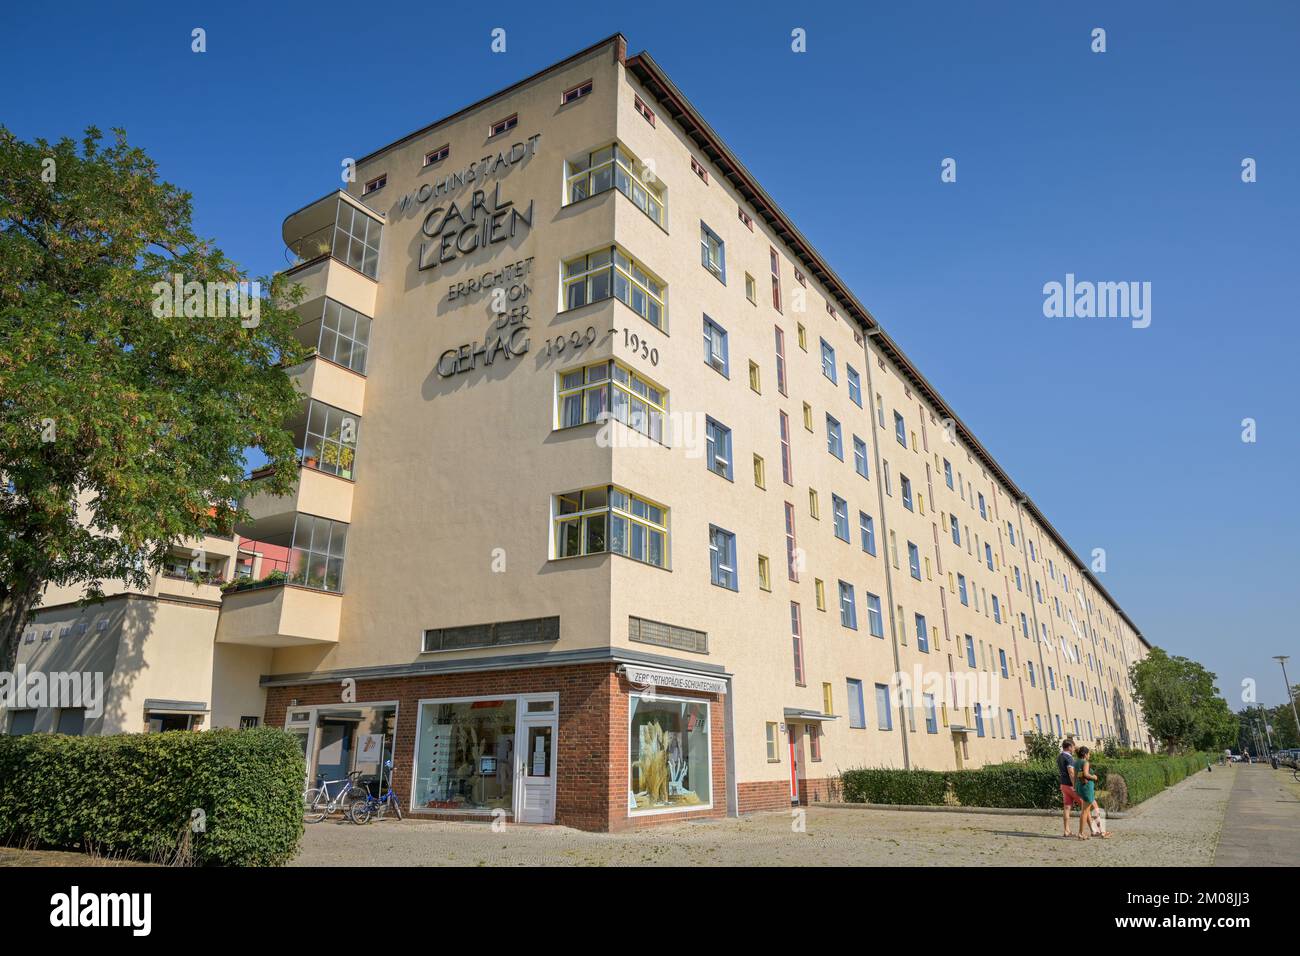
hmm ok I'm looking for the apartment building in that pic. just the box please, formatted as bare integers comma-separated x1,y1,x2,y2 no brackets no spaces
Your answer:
6,34,1152,830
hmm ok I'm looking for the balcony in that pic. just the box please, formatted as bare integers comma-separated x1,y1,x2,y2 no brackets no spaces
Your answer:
286,353,366,416
282,191,384,317
215,584,341,647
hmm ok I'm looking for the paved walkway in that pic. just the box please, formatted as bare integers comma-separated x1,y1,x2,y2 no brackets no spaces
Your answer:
291,763,1240,866
1213,763,1300,866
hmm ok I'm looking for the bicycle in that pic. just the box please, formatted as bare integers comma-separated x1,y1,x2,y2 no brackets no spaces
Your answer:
304,770,369,824
349,760,404,824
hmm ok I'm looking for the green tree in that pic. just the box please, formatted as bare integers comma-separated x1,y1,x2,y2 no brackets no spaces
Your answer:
1129,648,1236,753
0,126,305,673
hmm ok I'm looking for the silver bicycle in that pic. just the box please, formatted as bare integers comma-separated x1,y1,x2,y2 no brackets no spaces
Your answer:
304,770,369,824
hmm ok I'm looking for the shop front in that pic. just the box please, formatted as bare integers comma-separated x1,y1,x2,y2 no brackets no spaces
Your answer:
284,701,399,798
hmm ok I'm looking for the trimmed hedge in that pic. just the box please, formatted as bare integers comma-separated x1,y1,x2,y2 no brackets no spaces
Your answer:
839,753,1213,811
0,727,305,866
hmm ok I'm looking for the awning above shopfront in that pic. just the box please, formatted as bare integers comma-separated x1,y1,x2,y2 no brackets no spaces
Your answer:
619,665,728,696
783,708,838,722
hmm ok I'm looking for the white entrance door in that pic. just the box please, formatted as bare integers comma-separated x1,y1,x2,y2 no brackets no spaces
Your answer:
515,703,557,824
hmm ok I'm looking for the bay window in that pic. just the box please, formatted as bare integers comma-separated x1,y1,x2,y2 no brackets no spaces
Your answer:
562,246,665,329
556,360,667,443
553,486,667,568
564,143,665,226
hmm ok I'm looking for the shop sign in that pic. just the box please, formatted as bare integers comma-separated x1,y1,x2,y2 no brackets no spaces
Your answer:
623,666,727,696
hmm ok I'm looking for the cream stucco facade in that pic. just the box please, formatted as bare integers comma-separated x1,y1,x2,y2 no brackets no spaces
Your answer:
5,35,1152,828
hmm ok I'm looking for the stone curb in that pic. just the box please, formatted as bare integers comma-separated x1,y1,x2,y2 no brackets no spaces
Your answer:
817,802,1129,819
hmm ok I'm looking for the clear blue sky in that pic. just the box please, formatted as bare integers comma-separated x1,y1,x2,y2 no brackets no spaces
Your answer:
5,1,1297,706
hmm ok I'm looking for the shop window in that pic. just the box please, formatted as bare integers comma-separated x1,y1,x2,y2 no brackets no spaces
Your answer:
629,695,711,814
414,699,516,812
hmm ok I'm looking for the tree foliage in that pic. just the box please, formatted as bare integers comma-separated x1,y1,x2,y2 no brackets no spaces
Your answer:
1129,648,1237,753
0,126,305,672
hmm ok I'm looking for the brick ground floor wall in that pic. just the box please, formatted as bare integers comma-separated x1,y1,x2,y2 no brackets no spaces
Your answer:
264,662,727,832
737,776,840,814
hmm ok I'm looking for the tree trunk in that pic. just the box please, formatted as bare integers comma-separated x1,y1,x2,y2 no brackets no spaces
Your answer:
0,577,44,675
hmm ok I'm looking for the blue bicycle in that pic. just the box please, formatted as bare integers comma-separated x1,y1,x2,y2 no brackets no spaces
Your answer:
349,760,404,824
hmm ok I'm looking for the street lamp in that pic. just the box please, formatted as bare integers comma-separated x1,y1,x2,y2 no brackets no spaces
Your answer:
1275,656,1300,746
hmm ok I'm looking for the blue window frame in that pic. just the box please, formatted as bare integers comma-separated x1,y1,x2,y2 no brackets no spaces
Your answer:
985,542,993,571
703,315,729,375
974,703,984,737
839,580,857,629
1055,714,1062,737
1035,580,1043,603
1014,566,1022,590
901,475,913,511
1048,666,1056,690
846,365,862,406
820,338,837,383
924,693,938,734
999,649,1008,678
1007,708,1017,739
826,414,843,459
943,458,953,489
859,511,876,555
950,515,960,546
831,494,849,541
1021,612,1029,638
958,574,969,606
700,221,726,282
965,634,976,667
847,679,866,728
708,525,737,590
705,417,732,479
875,683,892,730
866,593,884,637
1028,660,1036,687
1007,521,1015,545
978,493,986,519
894,411,906,447
908,542,921,580
915,613,929,653
992,595,1001,623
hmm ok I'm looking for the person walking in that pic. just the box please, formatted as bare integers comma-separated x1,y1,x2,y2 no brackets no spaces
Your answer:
1057,738,1084,837
1073,746,1108,840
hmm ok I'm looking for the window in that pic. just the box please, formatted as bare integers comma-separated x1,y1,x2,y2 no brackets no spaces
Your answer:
362,174,386,195
757,554,771,590
490,113,518,137
565,144,665,225
847,366,862,406
703,315,729,374
814,578,826,611
773,326,788,395
826,415,843,459
700,222,726,282
809,724,822,761
984,543,994,570
7,709,35,735
999,649,1009,678
563,247,665,329
784,501,799,581
748,360,761,393
958,574,969,605
424,143,450,166
820,339,837,383
554,486,667,568
766,722,780,761
924,694,938,734
908,542,921,580
808,488,819,519
915,613,929,652
331,201,383,278
832,494,849,541
630,695,711,814
822,685,834,716
894,411,907,447
705,418,733,479
738,207,753,230
839,581,857,629
901,475,913,511
709,525,738,590
802,402,813,431
965,635,976,667
690,156,709,182
950,514,961,545
992,595,1001,623
978,493,987,519
974,703,985,737
56,708,86,735
1048,667,1056,690
1028,660,1037,686
300,400,361,479
561,79,592,103
313,297,372,374
634,95,655,125
779,411,793,484
866,592,884,637
875,684,893,730
944,458,953,489
853,436,869,478
848,680,866,728
1007,521,1016,545
753,454,766,489
1015,566,1023,590
797,323,807,350
859,512,876,555
770,247,783,311
557,360,667,443
779,603,804,693
745,273,757,303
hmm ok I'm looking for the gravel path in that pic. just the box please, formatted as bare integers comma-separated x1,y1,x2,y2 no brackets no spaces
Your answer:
291,763,1237,867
